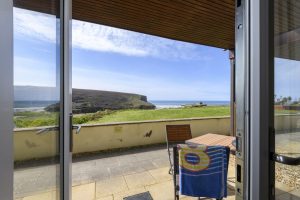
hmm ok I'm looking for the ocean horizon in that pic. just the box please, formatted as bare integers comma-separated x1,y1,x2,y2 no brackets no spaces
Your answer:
14,100,58,112
14,100,230,112
149,100,230,109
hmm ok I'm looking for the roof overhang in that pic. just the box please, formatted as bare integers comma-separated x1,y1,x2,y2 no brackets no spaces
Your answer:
14,0,235,49
13,0,300,60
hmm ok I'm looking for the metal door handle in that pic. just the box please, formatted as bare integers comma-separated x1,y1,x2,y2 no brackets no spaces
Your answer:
70,113,73,152
69,113,82,152
36,125,80,134
72,125,81,134
272,153,300,166
36,126,59,134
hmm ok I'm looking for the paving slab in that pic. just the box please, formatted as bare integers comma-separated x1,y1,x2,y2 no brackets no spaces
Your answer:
96,195,113,200
72,182,95,200
14,165,58,198
133,159,159,171
227,161,236,188
275,181,294,196
96,176,128,198
124,171,156,189
22,191,57,200
145,180,174,200
290,189,300,197
15,145,167,199
152,158,170,168
148,167,172,183
275,189,300,200
14,144,238,200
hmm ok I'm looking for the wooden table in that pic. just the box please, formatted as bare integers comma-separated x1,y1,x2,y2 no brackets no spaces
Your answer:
185,133,236,153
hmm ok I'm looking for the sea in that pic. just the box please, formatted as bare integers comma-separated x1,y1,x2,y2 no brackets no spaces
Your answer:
13,100,230,112
14,101,58,112
149,100,230,109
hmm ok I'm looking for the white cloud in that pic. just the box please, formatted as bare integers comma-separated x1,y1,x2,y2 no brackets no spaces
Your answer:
14,8,211,61
14,8,57,42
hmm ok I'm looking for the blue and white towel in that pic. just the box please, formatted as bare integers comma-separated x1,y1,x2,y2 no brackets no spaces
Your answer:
178,144,230,199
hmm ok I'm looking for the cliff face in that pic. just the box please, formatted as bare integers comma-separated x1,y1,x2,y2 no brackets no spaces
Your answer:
46,88,155,113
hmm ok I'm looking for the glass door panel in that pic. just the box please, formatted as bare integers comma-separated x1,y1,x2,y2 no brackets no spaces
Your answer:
274,0,300,199
13,1,62,199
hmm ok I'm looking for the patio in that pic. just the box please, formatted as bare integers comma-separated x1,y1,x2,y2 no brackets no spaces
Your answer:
14,144,236,200
13,132,300,200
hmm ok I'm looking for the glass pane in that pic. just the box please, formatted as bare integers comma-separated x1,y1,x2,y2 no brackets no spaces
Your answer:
13,1,61,199
70,17,234,199
274,1,300,199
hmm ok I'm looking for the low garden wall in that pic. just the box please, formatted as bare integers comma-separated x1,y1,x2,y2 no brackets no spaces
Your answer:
14,114,300,161
14,117,231,161
275,114,300,133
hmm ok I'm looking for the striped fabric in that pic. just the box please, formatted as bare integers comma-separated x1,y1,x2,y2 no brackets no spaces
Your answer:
178,144,229,199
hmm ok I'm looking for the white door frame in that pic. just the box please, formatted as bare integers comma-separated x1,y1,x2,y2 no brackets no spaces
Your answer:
60,0,72,199
0,0,14,199
235,0,274,199
249,0,274,199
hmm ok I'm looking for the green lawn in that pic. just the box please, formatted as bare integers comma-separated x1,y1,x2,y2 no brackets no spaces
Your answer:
275,109,299,115
14,111,59,128
86,106,230,124
14,106,230,128
16,106,300,128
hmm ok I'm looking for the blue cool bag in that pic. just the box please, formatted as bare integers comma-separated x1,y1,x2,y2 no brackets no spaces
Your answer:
178,144,230,199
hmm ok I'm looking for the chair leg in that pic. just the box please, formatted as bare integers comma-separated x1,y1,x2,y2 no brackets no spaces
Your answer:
167,144,173,175
169,166,173,175
172,146,180,200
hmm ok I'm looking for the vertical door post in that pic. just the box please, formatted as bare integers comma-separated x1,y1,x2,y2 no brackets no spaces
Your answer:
249,0,274,199
0,0,14,199
235,0,250,199
0,0,14,200
60,0,72,199
229,49,236,137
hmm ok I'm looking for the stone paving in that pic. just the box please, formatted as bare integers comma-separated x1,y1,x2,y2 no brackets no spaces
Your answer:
14,142,300,200
14,144,236,200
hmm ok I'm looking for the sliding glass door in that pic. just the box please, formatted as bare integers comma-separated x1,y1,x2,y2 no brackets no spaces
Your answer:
13,1,62,198
273,1,300,199
0,0,72,199
247,0,300,199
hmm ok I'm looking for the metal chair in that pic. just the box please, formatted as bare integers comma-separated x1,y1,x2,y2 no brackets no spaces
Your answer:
166,124,192,175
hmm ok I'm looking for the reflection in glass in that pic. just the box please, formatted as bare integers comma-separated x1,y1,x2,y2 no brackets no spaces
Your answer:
13,2,61,199
274,1,300,199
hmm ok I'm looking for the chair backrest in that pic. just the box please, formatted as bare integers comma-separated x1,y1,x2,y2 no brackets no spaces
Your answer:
175,144,230,199
166,124,192,143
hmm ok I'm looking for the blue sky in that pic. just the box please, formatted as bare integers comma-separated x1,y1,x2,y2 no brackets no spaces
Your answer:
14,8,232,101
275,58,300,101
15,8,300,101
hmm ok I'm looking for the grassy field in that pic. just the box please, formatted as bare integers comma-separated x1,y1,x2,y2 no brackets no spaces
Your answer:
14,106,300,128
275,109,299,114
86,106,230,124
14,111,59,128
14,106,230,128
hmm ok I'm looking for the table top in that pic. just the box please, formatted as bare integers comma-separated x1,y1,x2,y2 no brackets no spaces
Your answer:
185,133,236,152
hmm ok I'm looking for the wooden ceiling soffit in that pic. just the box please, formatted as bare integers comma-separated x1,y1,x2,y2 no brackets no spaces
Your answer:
14,0,235,49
